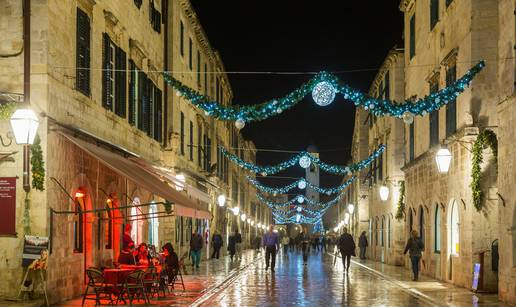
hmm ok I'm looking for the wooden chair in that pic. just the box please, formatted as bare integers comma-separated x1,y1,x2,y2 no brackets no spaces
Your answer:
82,268,114,306
116,270,149,306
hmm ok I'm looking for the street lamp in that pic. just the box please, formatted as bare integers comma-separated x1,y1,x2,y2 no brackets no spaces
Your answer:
379,185,389,201
10,108,39,145
344,213,350,225
436,146,452,173
232,207,239,216
240,213,246,222
347,204,355,214
217,194,226,207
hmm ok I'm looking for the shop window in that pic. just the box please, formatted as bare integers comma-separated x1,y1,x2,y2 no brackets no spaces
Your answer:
449,201,459,255
435,204,441,253
419,206,425,245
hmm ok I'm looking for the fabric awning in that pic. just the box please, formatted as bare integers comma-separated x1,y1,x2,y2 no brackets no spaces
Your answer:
58,131,210,219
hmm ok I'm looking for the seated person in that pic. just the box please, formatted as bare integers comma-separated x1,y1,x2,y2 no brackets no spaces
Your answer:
135,243,150,266
161,243,179,278
118,224,136,265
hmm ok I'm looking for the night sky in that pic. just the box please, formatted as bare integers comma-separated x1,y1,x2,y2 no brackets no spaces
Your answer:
191,1,404,188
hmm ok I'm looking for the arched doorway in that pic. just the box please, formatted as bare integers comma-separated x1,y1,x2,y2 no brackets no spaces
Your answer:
447,200,460,280
130,197,144,245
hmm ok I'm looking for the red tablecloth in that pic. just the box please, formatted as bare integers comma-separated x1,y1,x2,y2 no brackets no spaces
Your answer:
103,268,133,285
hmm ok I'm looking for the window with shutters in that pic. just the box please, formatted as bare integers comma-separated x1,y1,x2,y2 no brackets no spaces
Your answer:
197,124,202,167
180,112,185,155
128,60,139,126
149,0,161,33
189,38,193,70
430,0,439,30
180,21,184,57
409,14,416,59
148,82,155,137
378,152,383,181
153,86,162,142
206,137,212,171
446,64,457,136
102,34,126,117
429,80,439,147
76,8,90,96
189,121,194,161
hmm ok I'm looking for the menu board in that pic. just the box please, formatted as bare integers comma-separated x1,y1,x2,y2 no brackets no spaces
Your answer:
0,177,16,235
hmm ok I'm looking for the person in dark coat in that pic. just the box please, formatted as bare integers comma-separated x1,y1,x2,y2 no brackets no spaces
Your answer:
299,229,310,265
118,224,136,265
404,230,424,281
190,232,203,269
358,231,368,260
338,227,356,273
228,233,237,261
211,232,223,259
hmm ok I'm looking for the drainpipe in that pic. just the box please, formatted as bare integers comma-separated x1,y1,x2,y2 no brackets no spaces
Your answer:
22,0,31,193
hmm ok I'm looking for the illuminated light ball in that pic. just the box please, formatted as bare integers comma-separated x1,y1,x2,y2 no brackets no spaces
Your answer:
272,100,278,105
297,195,304,203
297,180,307,190
312,81,336,106
261,172,267,177
296,214,301,223
235,119,245,130
299,155,311,168
176,91,182,97
435,97,441,103
204,110,210,116
369,104,375,109
276,108,283,114
402,112,414,124
421,110,428,116
297,206,302,212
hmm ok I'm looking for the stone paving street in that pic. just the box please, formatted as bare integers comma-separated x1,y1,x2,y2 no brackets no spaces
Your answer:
197,248,512,307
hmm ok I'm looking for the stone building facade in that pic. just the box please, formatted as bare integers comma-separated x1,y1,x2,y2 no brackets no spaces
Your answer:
0,0,268,303
365,49,406,267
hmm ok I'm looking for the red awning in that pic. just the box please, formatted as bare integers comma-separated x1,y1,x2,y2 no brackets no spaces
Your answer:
57,131,210,219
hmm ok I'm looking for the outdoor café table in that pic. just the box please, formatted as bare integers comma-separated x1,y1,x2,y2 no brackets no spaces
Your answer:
103,268,133,294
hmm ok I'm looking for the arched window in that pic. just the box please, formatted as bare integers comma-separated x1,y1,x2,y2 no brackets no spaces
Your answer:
148,202,159,248
449,201,459,255
74,193,85,253
419,206,425,245
381,216,385,247
435,204,441,253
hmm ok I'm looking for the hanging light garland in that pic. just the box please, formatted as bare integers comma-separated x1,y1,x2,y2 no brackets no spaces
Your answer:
221,145,385,176
256,192,343,209
164,61,485,128
247,176,356,195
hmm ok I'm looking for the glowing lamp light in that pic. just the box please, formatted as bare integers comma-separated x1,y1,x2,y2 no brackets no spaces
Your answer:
297,180,307,190
312,81,336,106
262,225,267,230
333,227,339,232
297,195,305,203
175,173,186,191
250,221,254,226
273,229,278,233
344,213,350,225
297,206,302,212
257,223,261,228
299,155,311,168
379,185,389,201
436,147,452,173
235,119,245,130
347,204,355,214
217,194,226,207
10,108,39,145
75,191,85,198
247,218,251,223
241,213,247,222
232,207,240,216
296,214,301,223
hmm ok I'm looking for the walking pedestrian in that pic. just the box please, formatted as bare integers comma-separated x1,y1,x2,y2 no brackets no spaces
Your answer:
262,225,280,272
299,229,310,265
234,229,242,259
190,232,203,269
338,227,356,273
281,236,290,255
358,231,368,260
404,230,424,281
228,232,237,261
211,231,223,259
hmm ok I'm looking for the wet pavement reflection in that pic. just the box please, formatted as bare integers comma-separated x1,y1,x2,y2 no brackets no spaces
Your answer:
201,249,428,306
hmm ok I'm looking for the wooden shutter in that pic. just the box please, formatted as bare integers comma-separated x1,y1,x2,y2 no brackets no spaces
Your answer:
128,60,136,125
76,8,90,96
137,71,146,131
154,86,162,142
115,46,127,118
102,33,112,110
